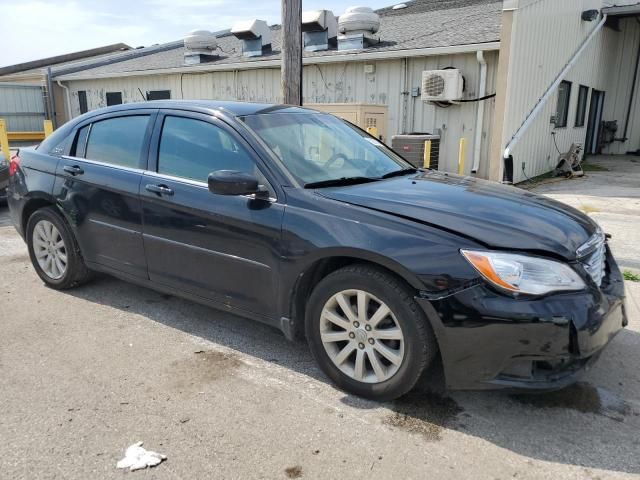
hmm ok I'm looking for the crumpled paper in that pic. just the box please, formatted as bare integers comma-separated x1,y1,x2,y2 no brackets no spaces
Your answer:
116,441,167,471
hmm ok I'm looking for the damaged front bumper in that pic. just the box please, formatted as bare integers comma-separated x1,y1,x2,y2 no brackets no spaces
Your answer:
417,247,626,391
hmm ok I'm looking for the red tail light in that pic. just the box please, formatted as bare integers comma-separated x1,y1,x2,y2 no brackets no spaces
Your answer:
9,152,20,176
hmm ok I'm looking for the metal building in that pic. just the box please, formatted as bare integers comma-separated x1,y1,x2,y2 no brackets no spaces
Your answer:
43,0,640,183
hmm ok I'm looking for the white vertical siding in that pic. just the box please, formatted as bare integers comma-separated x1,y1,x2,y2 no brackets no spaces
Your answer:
502,0,640,182
65,52,498,176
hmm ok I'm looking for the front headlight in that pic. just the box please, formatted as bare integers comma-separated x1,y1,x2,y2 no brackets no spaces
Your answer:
461,250,585,296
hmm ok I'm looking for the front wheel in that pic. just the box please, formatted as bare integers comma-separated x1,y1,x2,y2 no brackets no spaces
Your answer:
306,264,437,401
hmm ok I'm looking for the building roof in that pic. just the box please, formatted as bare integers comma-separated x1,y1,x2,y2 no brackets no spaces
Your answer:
0,43,131,77
55,0,502,81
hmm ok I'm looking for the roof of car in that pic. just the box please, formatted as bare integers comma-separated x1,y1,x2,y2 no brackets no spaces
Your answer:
87,100,316,117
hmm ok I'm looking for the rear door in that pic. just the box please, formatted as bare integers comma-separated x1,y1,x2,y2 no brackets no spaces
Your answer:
140,110,284,318
55,110,156,278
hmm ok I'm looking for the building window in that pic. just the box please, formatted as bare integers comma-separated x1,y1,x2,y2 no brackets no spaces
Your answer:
106,92,123,106
555,81,572,128
146,90,171,101
575,85,589,127
78,91,88,114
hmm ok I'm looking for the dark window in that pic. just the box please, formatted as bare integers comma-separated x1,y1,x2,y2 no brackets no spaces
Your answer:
158,116,256,181
147,90,171,101
78,91,88,114
575,85,589,127
106,92,123,106
72,125,90,158
555,81,572,128
85,116,149,168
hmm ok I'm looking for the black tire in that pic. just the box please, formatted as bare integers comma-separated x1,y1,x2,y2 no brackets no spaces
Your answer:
26,207,92,289
306,264,437,401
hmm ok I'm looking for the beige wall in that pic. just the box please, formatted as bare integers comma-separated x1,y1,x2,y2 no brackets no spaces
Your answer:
63,51,499,177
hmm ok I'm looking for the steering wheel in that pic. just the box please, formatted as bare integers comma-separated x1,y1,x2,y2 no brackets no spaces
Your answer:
325,152,349,169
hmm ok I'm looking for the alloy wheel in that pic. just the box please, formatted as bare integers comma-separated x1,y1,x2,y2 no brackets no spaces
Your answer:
319,289,405,384
32,220,67,280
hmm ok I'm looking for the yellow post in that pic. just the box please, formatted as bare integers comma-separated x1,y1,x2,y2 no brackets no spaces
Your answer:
458,137,466,175
0,119,10,162
423,140,432,169
44,120,54,138
366,126,378,139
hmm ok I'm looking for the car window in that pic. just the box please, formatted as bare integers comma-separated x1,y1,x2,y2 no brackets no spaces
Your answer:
157,116,258,182
73,125,90,158
84,116,149,168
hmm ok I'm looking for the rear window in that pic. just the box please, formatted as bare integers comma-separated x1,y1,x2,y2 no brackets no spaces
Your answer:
84,116,149,168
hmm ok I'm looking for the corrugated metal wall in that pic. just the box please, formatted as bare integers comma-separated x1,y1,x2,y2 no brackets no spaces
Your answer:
0,83,46,131
501,0,640,182
65,51,498,177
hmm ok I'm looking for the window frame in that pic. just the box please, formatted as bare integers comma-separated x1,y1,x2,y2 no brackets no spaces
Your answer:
146,90,171,101
146,110,279,198
106,91,123,106
78,90,88,114
574,85,589,128
555,80,572,128
64,109,158,171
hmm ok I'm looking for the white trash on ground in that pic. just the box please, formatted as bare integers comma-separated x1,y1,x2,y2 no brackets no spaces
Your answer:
116,441,167,471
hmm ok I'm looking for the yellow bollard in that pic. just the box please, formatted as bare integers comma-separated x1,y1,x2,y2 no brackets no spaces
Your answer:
458,137,466,175
423,140,432,169
44,120,54,138
0,119,10,162
366,126,378,139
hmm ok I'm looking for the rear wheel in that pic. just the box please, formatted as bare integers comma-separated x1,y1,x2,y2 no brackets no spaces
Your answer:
26,207,91,289
306,264,436,401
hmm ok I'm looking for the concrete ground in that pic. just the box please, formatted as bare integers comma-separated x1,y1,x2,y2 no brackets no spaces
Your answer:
1,157,639,479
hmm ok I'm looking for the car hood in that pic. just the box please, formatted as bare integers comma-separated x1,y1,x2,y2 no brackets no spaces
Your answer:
318,171,597,260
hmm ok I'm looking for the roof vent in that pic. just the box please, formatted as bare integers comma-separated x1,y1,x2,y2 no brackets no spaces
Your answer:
231,19,272,57
302,10,338,51
337,6,381,51
183,30,219,65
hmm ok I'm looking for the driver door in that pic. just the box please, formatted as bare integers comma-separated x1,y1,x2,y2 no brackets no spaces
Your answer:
140,110,284,319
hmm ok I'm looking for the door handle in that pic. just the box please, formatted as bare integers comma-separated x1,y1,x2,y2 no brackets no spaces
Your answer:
63,165,84,176
145,184,174,196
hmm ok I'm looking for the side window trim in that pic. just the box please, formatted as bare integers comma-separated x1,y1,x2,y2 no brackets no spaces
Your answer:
65,110,158,170
148,110,279,199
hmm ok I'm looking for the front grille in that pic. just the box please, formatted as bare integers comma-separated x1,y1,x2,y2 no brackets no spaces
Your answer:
577,230,606,286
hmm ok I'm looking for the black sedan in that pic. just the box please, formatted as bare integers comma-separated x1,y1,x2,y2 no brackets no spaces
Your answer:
6,101,626,400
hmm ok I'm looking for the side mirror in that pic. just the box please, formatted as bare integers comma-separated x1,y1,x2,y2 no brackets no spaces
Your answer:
208,170,268,197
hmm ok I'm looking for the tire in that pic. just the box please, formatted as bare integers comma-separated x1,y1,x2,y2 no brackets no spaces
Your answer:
26,207,92,290
306,264,437,401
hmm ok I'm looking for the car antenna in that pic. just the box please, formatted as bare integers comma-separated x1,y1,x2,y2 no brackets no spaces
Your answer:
138,88,147,101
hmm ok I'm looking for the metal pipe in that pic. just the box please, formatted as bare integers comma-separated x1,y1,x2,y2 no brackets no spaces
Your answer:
471,50,487,173
57,80,72,123
503,14,608,160
45,67,57,129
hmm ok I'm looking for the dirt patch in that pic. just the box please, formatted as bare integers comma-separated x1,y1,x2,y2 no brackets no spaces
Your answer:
285,465,303,478
168,350,242,391
511,382,632,422
383,391,463,441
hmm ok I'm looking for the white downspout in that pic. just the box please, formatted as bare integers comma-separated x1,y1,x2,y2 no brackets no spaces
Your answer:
503,13,608,161
57,80,72,122
471,50,487,173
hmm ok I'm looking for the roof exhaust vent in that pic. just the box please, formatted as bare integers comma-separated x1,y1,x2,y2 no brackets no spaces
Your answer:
337,6,381,51
302,10,338,51
231,19,272,57
184,30,219,65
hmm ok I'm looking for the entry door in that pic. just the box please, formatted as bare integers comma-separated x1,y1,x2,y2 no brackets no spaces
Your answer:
585,89,605,155
55,112,156,278
140,111,284,318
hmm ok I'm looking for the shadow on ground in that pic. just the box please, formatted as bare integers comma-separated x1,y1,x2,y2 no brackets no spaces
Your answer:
62,273,640,475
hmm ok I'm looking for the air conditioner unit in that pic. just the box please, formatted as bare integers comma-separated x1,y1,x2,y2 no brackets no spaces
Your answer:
391,134,440,170
421,69,463,102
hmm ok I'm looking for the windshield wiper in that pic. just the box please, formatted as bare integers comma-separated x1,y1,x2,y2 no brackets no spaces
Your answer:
381,167,418,179
304,176,380,189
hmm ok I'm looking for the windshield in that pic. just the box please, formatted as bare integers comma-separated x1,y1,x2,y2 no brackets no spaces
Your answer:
241,113,412,186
